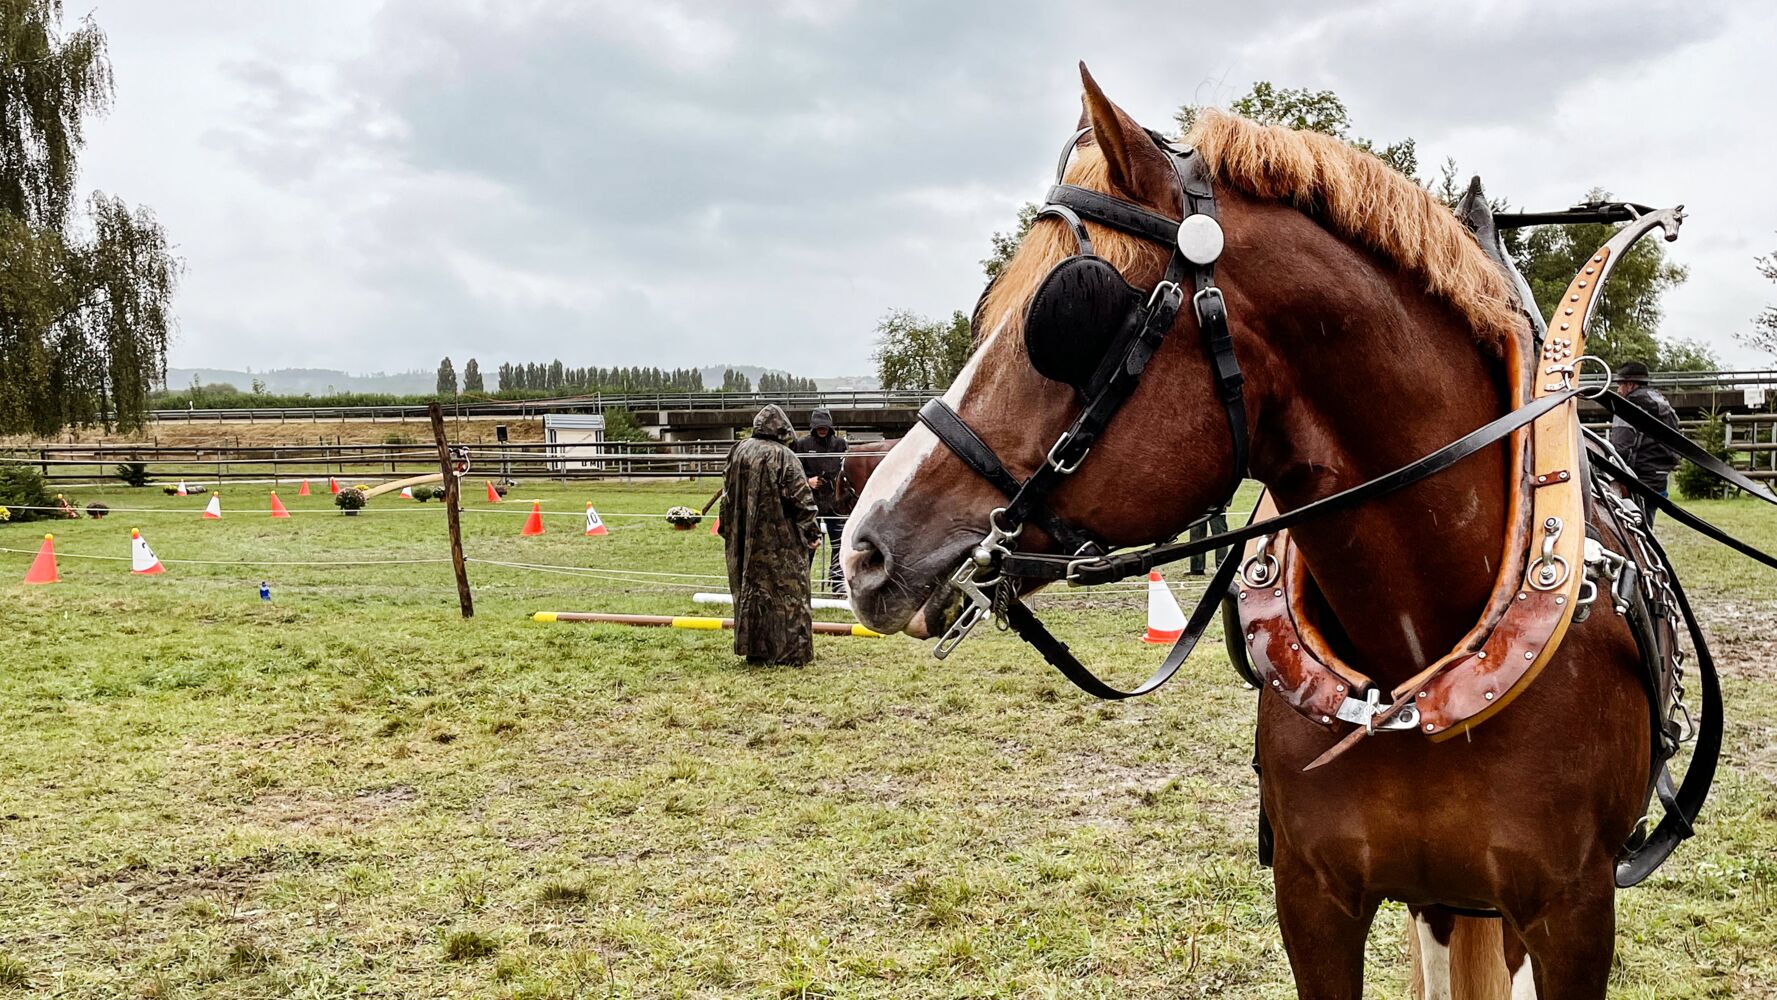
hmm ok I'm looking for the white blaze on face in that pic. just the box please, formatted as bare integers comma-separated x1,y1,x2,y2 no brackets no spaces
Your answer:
1414,913,1453,1000
839,327,998,580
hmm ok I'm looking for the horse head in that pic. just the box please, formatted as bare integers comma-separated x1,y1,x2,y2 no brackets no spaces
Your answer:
843,66,1254,638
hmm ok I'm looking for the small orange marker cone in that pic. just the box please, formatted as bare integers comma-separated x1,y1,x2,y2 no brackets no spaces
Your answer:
23,533,59,584
486,481,502,503
399,486,414,500
710,516,720,536
1142,570,1187,644
269,491,291,518
298,479,311,496
584,503,608,536
176,480,188,497
520,501,545,536
329,477,340,495
202,494,222,519
130,528,165,575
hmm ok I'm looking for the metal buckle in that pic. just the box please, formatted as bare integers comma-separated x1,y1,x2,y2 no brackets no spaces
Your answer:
1148,279,1183,309
1191,285,1224,318
1333,688,1420,733
1045,435,1088,475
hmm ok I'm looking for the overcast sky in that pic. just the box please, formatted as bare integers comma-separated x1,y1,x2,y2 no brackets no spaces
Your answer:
74,0,1777,377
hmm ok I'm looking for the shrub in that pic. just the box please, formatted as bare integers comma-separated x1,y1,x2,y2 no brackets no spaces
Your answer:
1675,410,1736,500
114,461,152,487
334,487,368,513
412,487,432,502
0,463,53,523
86,502,109,519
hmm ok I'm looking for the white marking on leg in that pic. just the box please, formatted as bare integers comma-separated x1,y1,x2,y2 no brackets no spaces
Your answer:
1510,956,1537,999
1414,913,1453,1000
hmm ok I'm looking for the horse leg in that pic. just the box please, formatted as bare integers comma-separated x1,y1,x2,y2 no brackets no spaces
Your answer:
1503,924,1535,999
1273,858,1375,1000
1511,883,1615,1000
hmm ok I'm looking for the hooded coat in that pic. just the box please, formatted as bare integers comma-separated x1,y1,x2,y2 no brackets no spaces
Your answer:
793,407,849,515
720,405,821,664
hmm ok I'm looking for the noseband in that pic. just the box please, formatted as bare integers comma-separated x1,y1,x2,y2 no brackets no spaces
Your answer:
919,126,1249,659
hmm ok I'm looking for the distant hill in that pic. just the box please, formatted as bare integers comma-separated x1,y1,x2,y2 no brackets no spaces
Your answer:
167,368,435,395
698,365,879,392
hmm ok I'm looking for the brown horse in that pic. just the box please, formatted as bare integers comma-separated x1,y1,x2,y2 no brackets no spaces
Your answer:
843,68,1652,999
835,438,897,516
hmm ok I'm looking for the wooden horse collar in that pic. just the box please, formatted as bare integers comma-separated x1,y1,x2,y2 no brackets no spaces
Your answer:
1237,210,1681,764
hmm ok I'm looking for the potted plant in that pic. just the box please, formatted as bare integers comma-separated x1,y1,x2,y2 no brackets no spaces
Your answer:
85,502,109,519
665,505,702,530
335,486,368,516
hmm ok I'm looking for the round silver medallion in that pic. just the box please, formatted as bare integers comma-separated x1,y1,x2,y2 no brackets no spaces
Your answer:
1176,213,1224,265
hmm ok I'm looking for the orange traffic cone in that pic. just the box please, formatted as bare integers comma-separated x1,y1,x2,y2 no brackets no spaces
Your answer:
1142,570,1187,644
710,516,720,536
486,481,502,503
202,494,222,519
520,501,545,536
130,528,165,575
175,480,188,497
269,491,291,518
399,486,414,500
22,533,59,584
584,503,608,536
298,479,311,496
329,477,340,495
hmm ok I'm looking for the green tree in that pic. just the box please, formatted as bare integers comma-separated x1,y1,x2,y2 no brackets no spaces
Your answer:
436,356,457,395
1741,240,1777,357
1176,82,1418,179
462,358,483,393
0,1,178,436
874,309,972,391
1514,189,1688,369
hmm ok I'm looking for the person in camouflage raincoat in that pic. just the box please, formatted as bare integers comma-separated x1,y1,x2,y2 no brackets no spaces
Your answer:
719,405,821,664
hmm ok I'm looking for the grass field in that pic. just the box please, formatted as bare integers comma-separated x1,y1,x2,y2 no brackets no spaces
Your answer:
1,479,1773,998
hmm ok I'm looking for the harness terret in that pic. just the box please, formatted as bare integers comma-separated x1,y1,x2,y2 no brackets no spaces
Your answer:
917,120,1777,885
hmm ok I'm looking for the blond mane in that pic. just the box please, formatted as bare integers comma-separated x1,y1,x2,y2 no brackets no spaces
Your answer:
1185,110,1522,351
981,111,1524,356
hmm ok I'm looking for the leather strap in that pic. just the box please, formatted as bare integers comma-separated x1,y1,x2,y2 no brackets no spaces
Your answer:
1595,390,1777,504
1611,505,1724,888
916,398,1098,555
1004,387,1582,585
1005,543,1243,700
1045,183,1180,245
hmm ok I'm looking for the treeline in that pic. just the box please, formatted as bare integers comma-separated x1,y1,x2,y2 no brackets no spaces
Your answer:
496,362,705,394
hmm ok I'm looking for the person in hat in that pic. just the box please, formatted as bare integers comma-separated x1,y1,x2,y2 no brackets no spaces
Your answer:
720,405,821,665
1608,361,1682,526
792,407,850,593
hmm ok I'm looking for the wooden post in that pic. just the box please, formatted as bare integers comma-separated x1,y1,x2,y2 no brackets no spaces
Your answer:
429,402,474,618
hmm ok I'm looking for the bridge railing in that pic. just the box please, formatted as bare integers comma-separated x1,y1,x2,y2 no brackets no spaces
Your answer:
146,389,940,423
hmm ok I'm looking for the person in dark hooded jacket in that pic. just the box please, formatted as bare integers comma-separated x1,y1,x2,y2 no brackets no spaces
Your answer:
793,407,849,592
1608,361,1682,527
720,405,821,665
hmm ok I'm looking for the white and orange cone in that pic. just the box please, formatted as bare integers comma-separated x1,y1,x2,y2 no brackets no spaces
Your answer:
202,493,222,519
130,528,165,575
584,503,608,536
175,480,188,497
400,486,414,499
1141,570,1187,644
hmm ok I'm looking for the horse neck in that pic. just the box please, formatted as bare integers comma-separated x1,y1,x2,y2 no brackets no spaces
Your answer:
1238,219,1513,683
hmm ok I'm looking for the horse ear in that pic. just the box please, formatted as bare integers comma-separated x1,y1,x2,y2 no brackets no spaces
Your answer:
1077,62,1175,208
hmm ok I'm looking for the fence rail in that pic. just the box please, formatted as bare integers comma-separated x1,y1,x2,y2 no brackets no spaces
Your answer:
147,389,938,423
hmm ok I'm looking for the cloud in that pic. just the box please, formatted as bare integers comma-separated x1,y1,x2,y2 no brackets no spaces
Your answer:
72,0,1777,374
